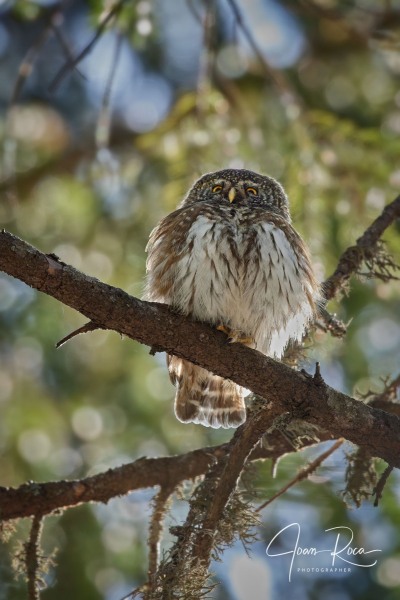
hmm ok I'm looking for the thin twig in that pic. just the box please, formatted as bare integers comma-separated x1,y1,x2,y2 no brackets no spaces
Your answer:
96,31,123,150
49,0,126,92
256,438,345,512
225,0,294,97
26,516,44,600
225,0,319,175
359,372,400,406
186,0,203,25
196,0,216,115
51,14,86,80
3,9,56,190
373,464,394,507
10,23,53,107
56,321,104,348
371,373,400,405
316,306,349,338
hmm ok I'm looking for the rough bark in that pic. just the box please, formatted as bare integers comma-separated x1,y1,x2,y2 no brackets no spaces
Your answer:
0,195,399,596
0,229,400,470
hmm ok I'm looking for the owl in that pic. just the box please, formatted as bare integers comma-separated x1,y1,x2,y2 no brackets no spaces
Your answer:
144,169,320,429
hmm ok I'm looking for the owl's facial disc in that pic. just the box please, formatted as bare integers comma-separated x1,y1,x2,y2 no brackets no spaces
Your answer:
214,181,259,204
183,168,291,221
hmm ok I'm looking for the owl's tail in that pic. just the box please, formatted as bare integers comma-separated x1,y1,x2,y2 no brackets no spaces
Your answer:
167,357,246,429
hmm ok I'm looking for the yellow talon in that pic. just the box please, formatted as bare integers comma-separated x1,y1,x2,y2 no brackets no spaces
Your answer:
217,324,231,335
216,325,254,346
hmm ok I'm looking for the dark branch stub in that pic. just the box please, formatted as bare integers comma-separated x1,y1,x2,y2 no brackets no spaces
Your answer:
56,321,104,348
373,464,394,507
313,362,324,384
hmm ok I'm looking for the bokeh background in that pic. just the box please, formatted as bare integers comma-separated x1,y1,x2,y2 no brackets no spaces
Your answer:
0,0,400,598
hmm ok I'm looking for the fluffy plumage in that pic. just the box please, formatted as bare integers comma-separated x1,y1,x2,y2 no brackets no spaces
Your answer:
144,168,320,428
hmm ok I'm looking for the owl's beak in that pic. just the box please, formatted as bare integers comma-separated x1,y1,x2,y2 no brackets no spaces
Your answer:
228,187,237,203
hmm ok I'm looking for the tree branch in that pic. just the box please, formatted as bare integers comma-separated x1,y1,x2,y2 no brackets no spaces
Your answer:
0,446,223,522
25,516,44,600
323,194,400,300
256,438,344,511
0,229,400,470
0,425,339,523
176,400,279,573
147,486,175,588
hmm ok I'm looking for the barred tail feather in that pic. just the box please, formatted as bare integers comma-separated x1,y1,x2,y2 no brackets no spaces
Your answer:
168,357,246,429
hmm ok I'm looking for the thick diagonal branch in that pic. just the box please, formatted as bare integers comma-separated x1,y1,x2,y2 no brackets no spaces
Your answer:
1,230,400,469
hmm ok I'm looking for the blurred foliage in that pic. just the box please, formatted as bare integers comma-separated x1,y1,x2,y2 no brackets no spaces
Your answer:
0,0,400,599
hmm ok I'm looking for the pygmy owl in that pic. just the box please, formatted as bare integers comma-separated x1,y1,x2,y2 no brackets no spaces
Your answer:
144,169,320,429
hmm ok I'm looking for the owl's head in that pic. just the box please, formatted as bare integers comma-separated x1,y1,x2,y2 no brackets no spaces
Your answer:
182,168,291,221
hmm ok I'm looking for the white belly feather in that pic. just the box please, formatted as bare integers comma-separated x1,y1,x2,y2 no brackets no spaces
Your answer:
170,215,314,358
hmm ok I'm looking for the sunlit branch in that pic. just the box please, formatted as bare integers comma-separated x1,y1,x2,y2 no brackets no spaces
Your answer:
0,426,337,523
0,447,220,522
147,486,175,586
25,516,44,600
181,402,278,569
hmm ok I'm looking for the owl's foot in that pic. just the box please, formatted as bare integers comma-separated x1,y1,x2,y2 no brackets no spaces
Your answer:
216,325,254,346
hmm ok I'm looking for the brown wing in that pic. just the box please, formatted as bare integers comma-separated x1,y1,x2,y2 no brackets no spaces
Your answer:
144,203,246,429
145,207,185,303
144,203,211,304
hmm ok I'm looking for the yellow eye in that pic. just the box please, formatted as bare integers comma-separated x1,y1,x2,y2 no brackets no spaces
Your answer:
212,185,223,193
247,187,258,196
